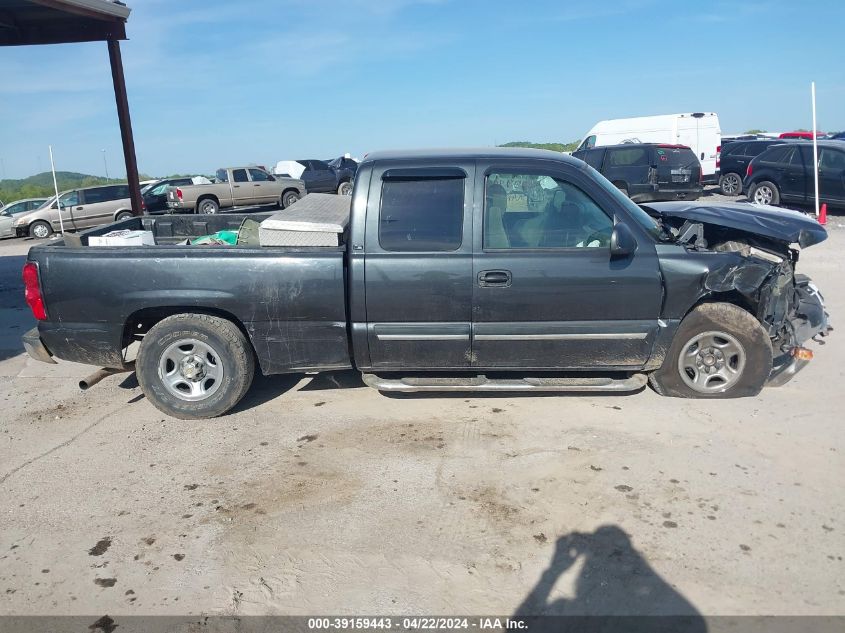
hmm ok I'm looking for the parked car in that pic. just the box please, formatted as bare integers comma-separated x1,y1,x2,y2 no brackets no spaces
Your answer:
166,166,305,214
21,148,829,419
14,184,133,239
572,143,702,202
744,141,845,208
717,139,790,196
779,131,824,140
577,112,721,184
142,177,197,213
0,198,48,238
274,159,354,195
828,131,845,141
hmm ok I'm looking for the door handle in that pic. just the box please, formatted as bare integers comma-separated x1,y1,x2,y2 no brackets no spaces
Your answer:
478,269,512,287
75,206,83,210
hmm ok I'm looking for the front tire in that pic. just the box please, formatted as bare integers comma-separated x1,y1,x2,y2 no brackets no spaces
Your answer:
136,313,255,419
337,181,353,196
719,172,742,196
29,221,53,239
197,198,219,215
749,180,780,206
281,190,300,209
649,302,772,399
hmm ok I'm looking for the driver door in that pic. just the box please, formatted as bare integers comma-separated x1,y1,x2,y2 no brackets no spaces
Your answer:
471,162,663,370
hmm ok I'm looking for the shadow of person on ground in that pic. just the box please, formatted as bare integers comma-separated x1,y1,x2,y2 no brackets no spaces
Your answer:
514,525,706,633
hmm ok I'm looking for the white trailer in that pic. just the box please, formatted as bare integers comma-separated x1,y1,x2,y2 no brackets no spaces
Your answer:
578,113,722,182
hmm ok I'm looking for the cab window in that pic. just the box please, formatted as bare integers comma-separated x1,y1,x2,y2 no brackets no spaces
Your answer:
379,176,464,252
249,169,273,182
484,172,613,249
233,169,249,183
57,191,79,208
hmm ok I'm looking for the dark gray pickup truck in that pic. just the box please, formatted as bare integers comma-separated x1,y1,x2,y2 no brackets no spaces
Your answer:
22,148,831,419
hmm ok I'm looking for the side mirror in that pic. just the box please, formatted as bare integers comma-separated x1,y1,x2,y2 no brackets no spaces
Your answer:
610,221,638,258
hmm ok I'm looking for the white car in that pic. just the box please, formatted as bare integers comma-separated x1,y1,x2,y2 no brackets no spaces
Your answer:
0,198,49,238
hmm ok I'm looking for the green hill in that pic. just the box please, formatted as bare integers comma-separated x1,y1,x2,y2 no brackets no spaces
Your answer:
500,140,581,153
0,172,126,204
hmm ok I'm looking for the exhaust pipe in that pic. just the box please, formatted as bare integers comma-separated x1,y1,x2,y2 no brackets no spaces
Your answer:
79,364,134,391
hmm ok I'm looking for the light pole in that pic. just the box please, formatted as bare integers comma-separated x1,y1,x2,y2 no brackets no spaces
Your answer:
102,149,109,179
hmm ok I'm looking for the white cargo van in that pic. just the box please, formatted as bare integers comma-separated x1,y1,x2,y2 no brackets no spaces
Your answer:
578,113,722,183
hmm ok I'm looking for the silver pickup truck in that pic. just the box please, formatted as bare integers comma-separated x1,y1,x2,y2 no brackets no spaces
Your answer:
167,166,306,214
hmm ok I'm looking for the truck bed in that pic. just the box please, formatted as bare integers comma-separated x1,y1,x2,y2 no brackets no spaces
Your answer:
29,213,352,375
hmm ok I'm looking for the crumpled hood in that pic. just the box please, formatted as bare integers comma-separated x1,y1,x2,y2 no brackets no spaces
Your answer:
643,201,828,248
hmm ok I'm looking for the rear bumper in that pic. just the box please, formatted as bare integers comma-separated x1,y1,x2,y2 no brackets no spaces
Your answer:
24,322,126,369
631,185,703,202
22,327,57,364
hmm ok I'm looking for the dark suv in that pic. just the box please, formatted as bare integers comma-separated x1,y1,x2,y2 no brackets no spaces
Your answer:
718,140,789,196
744,141,845,208
572,143,702,202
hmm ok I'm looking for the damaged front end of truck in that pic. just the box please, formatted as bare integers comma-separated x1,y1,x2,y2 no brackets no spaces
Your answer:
645,201,832,386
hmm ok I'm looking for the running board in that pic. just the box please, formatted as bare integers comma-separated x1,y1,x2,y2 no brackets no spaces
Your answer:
361,373,648,393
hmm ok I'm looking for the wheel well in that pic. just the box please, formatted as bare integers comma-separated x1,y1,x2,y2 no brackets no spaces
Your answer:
196,194,219,208
685,292,756,321
114,209,133,219
281,187,299,197
123,306,253,350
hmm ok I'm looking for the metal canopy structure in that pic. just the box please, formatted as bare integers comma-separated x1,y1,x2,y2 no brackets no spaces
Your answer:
0,0,143,216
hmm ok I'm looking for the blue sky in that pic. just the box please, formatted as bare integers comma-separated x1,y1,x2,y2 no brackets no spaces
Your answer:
1,0,843,179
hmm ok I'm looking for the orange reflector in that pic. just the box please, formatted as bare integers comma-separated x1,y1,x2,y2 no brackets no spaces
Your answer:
791,347,814,361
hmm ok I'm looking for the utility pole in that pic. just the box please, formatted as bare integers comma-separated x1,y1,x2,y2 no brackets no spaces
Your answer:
102,149,109,179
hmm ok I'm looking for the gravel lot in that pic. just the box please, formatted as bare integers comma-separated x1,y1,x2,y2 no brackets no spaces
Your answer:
0,193,843,617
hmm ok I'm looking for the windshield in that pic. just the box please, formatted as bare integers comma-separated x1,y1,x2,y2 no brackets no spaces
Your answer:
584,165,665,240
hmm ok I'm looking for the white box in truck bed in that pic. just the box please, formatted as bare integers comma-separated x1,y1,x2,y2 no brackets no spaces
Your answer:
259,193,350,247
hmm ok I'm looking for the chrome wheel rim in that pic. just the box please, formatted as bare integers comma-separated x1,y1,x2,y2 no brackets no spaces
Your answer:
678,330,746,393
32,224,49,238
722,174,740,195
200,201,217,214
753,185,773,205
158,338,224,401
284,194,298,207
340,183,352,196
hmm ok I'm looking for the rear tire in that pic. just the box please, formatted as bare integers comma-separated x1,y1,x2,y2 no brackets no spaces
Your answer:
29,221,53,239
649,302,772,399
197,198,219,215
281,190,300,209
115,211,133,221
337,181,353,196
749,180,780,206
136,313,255,419
719,172,742,196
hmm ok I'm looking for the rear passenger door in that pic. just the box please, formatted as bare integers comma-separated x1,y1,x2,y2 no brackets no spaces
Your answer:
471,161,663,370
779,147,806,201
363,163,475,369
76,187,119,228
230,169,251,205
817,147,845,204
602,147,650,196
309,160,336,192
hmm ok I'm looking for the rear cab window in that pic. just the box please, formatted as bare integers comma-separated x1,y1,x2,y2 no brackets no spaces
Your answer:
378,169,465,252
